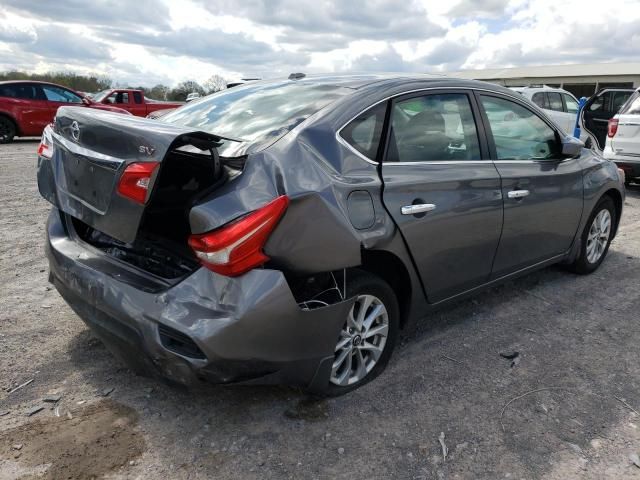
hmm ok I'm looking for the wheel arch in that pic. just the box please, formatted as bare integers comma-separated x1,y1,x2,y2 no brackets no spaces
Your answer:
0,111,20,136
602,188,623,237
359,249,412,328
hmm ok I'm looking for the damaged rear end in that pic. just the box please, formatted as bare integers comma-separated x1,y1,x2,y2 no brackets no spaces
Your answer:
37,106,353,390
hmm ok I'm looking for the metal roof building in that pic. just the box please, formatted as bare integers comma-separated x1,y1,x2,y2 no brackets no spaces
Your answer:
450,62,640,99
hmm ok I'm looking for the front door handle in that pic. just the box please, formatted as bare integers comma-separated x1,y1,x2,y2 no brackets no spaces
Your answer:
401,203,436,215
507,189,530,199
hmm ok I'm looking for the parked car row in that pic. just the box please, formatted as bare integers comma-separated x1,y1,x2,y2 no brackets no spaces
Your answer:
0,82,183,143
510,84,639,184
0,81,130,143
36,74,625,395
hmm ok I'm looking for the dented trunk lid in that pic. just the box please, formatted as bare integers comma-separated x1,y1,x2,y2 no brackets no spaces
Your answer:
37,106,224,244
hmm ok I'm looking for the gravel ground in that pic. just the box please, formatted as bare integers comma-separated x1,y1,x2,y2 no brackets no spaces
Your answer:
1,138,640,479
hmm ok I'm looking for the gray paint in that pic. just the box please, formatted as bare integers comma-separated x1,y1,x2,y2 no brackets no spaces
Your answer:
38,74,625,391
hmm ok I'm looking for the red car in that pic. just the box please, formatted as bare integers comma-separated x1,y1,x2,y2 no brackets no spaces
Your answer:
90,88,184,117
0,80,130,143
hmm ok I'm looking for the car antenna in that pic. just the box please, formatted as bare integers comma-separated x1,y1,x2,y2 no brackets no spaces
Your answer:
288,72,306,80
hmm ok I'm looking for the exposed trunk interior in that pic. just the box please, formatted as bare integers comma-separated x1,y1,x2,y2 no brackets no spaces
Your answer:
72,146,237,280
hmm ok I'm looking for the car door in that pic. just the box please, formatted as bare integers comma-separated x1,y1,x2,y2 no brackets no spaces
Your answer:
378,91,503,303
41,84,84,118
104,90,132,112
5,83,51,135
130,91,146,116
583,90,613,149
476,93,583,278
546,92,572,132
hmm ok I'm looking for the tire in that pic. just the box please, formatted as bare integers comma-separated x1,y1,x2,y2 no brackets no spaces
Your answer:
566,196,616,274
324,270,399,396
0,116,16,144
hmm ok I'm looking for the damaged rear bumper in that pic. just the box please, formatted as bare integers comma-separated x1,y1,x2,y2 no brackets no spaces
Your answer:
46,208,352,392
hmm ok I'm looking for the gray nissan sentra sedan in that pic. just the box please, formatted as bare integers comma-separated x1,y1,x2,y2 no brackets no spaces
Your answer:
37,74,625,395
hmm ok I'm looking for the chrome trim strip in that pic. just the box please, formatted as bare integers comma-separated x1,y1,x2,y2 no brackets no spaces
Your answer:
53,130,123,170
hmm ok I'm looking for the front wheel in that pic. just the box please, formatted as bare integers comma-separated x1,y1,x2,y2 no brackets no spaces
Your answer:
324,270,399,396
566,196,616,274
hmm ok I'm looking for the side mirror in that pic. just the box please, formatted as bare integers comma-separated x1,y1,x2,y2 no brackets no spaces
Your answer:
81,97,91,105
561,135,584,157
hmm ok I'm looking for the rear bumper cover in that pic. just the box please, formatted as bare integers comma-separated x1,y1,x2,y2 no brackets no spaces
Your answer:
602,148,640,177
46,208,352,391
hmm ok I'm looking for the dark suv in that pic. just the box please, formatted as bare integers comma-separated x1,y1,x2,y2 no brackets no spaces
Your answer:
37,75,624,395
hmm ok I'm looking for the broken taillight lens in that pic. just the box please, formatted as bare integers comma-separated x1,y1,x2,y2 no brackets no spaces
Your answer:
117,162,159,204
188,195,289,277
37,124,54,159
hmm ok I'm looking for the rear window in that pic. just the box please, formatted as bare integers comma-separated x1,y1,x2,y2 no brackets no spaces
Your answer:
160,81,352,157
620,91,640,115
0,84,41,100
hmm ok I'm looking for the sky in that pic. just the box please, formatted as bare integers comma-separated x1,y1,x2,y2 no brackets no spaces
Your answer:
0,0,639,87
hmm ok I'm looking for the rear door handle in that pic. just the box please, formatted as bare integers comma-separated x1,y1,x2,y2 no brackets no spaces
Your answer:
507,189,530,199
401,203,436,215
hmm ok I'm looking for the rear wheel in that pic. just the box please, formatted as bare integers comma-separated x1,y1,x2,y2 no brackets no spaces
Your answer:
566,196,616,274
0,116,16,144
325,270,399,396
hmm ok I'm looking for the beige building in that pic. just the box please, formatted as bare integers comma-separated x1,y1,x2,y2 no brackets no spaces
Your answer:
450,62,640,99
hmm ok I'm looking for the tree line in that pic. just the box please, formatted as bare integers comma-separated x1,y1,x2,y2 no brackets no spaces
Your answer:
0,71,228,101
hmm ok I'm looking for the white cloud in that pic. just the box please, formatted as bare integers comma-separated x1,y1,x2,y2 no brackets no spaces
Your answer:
0,0,638,86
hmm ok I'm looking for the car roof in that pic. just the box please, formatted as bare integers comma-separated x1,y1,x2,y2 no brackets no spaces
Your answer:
0,80,76,90
246,73,516,95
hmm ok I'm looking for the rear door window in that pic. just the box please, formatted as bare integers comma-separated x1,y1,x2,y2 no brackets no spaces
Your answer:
547,92,563,112
340,102,386,160
480,95,560,160
0,85,19,98
531,92,548,109
1,84,44,100
386,93,481,162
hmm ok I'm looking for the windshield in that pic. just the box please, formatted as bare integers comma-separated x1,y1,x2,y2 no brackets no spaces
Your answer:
91,90,111,102
160,80,352,157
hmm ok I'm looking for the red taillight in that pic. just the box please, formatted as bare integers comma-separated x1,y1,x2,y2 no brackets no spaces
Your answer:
117,162,159,204
37,124,54,159
608,118,619,138
188,195,289,277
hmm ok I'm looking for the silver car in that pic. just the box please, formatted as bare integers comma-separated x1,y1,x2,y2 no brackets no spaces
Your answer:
37,74,625,395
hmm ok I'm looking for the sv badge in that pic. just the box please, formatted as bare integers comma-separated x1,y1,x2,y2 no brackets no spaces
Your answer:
139,145,155,156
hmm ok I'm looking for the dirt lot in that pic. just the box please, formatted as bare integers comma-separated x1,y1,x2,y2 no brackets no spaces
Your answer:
1,138,640,479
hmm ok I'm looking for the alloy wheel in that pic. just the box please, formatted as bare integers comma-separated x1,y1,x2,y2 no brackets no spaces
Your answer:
586,209,611,264
330,294,389,386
